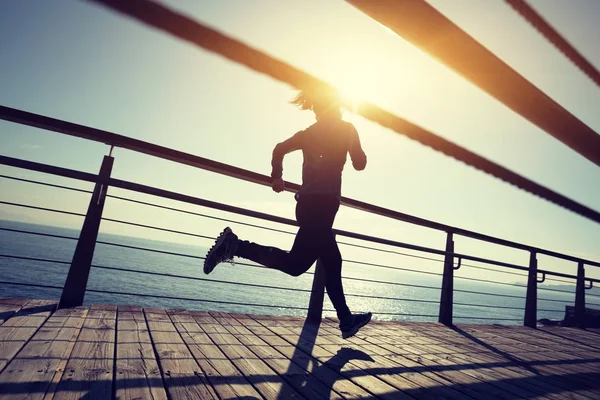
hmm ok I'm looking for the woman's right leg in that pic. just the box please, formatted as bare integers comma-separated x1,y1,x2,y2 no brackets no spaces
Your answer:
234,197,322,276
235,227,319,276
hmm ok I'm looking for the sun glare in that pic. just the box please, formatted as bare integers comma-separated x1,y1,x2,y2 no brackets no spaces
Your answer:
312,37,405,111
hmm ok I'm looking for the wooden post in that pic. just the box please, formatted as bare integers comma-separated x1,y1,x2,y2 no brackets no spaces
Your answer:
306,257,326,324
575,262,585,329
59,155,113,308
524,251,538,328
438,231,454,326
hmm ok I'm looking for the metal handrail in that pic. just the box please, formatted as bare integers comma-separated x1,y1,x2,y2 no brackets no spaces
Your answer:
1,125,599,326
1,108,599,267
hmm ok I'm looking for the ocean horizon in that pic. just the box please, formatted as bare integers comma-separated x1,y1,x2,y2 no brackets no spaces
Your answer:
1,219,596,325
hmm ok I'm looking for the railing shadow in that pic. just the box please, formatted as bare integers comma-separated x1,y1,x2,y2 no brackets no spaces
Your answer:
451,326,540,376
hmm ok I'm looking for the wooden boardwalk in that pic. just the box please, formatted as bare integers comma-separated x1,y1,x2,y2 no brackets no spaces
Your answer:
0,298,599,399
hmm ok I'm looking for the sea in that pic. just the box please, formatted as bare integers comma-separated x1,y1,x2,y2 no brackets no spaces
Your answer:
1,220,597,325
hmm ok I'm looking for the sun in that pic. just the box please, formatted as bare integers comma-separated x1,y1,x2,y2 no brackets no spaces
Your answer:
312,39,399,111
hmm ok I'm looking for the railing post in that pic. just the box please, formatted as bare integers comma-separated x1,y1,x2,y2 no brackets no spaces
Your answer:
575,262,585,329
439,231,454,326
306,257,326,324
59,155,114,308
524,251,538,328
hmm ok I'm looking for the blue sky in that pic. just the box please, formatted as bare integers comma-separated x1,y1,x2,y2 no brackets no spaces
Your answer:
1,0,599,283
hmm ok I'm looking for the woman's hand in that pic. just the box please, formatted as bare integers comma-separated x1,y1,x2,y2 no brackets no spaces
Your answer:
271,178,285,193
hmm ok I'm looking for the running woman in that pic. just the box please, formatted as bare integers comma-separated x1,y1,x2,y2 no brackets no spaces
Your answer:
204,89,372,339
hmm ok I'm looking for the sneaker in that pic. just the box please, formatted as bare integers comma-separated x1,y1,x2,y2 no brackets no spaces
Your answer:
203,227,238,274
340,312,372,339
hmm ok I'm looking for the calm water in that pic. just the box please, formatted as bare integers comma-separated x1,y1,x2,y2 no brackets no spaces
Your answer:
1,220,593,324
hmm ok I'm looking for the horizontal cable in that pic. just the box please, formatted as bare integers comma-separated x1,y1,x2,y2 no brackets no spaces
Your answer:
89,0,600,225
96,240,204,260
456,274,575,294
107,193,296,236
538,296,574,303
454,287,524,300
108,194,452,267
0,201,85,217
106,193,583,280
453,316,523,321
343,258,442,277
101,217,215,241
340,274,440,291
109,194,472,270
90,263,422,303
0,256,566,312
0,280,63,290
90,240,441,290
537,286,576,295
6,153,596,274
454,286,565,304
455,275,524,288
98,231,443,277
0,227,78,241
98,240,445,292
506,0,600,88
0,239,578,302
543,276,576,284
369,312,438,317
85,287,311,311
0,174,93,194
461,263,527,277
0,254,70,264
454,302,524,311
338,240,446,263
104,179,600,282
0,253,440,302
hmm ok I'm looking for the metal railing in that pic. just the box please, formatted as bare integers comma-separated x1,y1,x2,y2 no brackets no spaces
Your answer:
1,108,599,327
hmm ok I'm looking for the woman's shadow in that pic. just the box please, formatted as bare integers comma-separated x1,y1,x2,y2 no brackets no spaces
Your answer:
277,319,374,399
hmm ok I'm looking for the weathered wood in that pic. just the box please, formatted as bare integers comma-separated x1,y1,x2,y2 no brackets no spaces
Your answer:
52,304,116,400
168,310,262,400
0,307,87,400
412,323,600,399
216,311,346,400
144,308,219,399
194,312,304,400
2,299,600,400
252,316,411,400
0,300,56,374
115,306,167,400
0,299,29,326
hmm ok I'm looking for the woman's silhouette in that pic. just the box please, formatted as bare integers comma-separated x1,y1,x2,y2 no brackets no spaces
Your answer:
204,89,371,339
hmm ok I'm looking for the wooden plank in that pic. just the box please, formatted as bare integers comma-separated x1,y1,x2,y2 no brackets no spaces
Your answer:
250,316,414,400
115,306,167,400
448,325,600,393
191,312,305,400
0,300,57,373
412,323,599,400
167,310,262,400
52,304,116,400
0,299,29,326
144,308,219,399
216,312,349,400
309,321,487,400
0,306,87,400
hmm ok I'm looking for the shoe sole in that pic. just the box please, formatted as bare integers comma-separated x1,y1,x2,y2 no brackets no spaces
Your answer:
203,227,232,274
342,313,372,339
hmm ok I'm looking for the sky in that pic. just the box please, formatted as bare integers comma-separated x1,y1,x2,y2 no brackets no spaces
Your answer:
1,0,599,285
